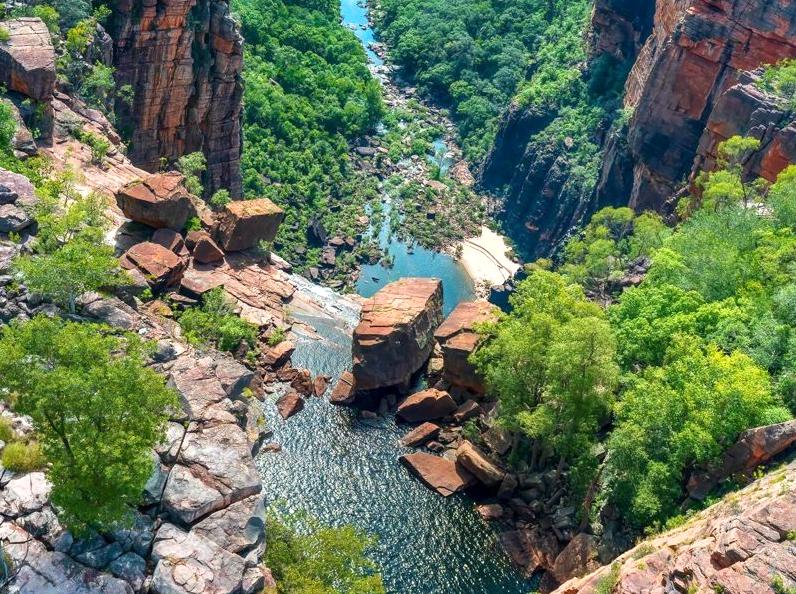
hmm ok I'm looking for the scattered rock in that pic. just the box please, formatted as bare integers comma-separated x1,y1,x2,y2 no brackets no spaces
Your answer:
116,173,196,230
434,301,498,393
329,371,357,405
476,503,505,521
400,422,441,447
216,198,284,252
456,440,505,487
400,452,475,497
276,392,304,420
188,230,225,264
152,228,188,256
260,341,295,367
396,388,457,423
312,375,330,397
121,241,187,289
452,399,482,424
0,203,33,232
550,533,601,586
0,18,56,101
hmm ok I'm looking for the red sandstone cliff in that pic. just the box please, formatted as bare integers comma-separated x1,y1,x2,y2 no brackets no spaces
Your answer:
110,0,244,198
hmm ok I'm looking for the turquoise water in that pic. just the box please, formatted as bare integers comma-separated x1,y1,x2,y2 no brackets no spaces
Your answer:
254,5,532,594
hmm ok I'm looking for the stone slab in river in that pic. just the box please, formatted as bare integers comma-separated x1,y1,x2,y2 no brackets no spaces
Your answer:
116,173,196,230
216,198,284,252
434,300,499,393
0,18,56,101
352,278,443,391
400,452,475,497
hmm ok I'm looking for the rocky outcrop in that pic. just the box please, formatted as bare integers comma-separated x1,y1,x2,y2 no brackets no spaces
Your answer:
433,300,498,393
455,440,505,488
400,422,441,447
215,199,285,252
120,241,188,289
110,0,244,197
553,460,796,594
0,168,37,233
589,0,656,63
687,419,796,501
352,278,443,392
116,173,197,231
0,18,56,102
600,0,796,212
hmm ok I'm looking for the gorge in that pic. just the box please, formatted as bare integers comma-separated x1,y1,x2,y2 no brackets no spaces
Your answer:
1,0,796,593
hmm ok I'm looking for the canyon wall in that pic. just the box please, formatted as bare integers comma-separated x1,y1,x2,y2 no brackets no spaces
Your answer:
482,0,796,258
110,0,244,198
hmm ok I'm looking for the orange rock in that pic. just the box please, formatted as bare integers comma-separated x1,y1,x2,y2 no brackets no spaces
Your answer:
399,452,475,497
396,388,457,423
400,422,441,447
329,371,356,406
122,241,187,288
352,278,443,391
116,173,196,230
216,199,284,252
456,440,505,487
0,18,55,101
434,301,499,393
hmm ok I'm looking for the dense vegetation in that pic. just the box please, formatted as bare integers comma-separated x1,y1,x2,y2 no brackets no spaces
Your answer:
178,287,258,353
232,0,384,270
374,0,601,163
475,135,796,532
266,510,385,593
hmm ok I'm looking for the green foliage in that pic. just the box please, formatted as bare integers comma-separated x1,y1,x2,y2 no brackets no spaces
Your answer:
178,287,258,352
266,326,287,347
0,26,9,43
71,127,111,164
184,216,202,233
232,0,383,268
759,59,796,111
209,188,231,210
0,418,15,443
0,100,16,152
472,269,618,493
0,316,177,531
595,563,621,594
10,4,61,34
265,511,385,594
79,63,117,113
50,0,91,30
1,441,46,472
176,152,206,196
601,336,789,528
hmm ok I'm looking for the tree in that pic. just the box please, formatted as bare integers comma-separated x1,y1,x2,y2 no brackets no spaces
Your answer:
472,270,617,479
601,335,790,528
0,100,16,152
0,317,177,531
266,510,385,594
176,151,207,196
15,239,125,313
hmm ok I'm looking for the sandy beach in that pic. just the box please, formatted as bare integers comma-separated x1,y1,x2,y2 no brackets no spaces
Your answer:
456,226,521,290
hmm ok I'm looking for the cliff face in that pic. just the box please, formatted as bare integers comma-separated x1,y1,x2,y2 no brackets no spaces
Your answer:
611,0,796,212
479,0,656,259
110,0,244,198
483,0,796,258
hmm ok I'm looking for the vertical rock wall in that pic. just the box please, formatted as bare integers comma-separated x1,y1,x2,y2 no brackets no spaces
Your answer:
111,0,244,198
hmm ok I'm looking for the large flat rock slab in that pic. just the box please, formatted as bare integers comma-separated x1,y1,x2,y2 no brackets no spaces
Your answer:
116,173,196,230
399,452,475,497
352,278,443,391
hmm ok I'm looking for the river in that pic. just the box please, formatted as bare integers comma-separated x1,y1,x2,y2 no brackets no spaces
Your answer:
254,2,534,593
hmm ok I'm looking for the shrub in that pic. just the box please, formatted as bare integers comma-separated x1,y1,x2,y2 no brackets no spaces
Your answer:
0,100,16,152
179,288,257,352
209,189,231,210
266,326,286,347
1,441,46,472
0,418,16,443
0,27,9,43
176,152,206,196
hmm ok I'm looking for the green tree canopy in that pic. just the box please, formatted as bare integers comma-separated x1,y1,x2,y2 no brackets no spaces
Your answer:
0,317,177,531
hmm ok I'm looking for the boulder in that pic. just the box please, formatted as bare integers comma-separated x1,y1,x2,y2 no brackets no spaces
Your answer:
400,422,441,447
0,18,56,101
276,392,304,420
476,503,505,521
116,173,196,230
352,278,443,391
152,523,246,594
452,399,482,424
499,528,561,576
0,472,51,518
434,301,499,393
120,241,187,289
687,419,796,500
188,230,225,264
399,452,475,497
0,168,36,208
215,198,284,252
396,388,457,423
329,371,357,405
260,341,295,367
152,228,188,256
0,203,34,232
456,440,505,487
313,375,330,397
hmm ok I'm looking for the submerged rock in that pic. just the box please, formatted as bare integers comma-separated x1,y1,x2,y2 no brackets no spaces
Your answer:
352,278,443,392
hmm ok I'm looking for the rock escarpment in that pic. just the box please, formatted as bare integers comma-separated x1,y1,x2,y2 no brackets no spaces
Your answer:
605,0,796,212
110,0,244,197
552,459,796,594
